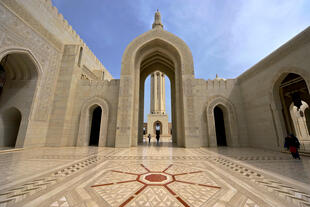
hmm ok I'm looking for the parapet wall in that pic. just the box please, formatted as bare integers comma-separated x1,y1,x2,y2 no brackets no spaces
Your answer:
70,79,120,147
193,77,249,147
6,0,112,79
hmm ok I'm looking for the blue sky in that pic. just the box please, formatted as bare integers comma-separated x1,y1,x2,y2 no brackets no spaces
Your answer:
52,0,310,122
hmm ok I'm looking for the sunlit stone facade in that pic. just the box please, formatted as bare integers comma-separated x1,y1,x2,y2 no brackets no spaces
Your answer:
0,1,310,153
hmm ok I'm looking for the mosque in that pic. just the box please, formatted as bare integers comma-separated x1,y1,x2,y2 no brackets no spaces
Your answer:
0,1,310,206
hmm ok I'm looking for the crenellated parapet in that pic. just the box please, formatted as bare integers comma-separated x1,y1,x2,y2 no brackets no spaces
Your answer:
205,78,237,90
79,79,120,88
194,77,237,92
41,0,107,75
0,0,111,78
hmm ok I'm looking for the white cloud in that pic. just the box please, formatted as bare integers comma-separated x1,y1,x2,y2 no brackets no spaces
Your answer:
227,0,310,76
130,0,310,79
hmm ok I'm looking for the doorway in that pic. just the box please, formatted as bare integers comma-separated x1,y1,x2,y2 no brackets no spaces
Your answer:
89,106,102,146
214,106,227,146
138,54,177,146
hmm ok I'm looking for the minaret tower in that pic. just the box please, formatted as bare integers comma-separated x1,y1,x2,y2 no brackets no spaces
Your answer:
147,70,169,139
146,10,170,140
152,9,163,29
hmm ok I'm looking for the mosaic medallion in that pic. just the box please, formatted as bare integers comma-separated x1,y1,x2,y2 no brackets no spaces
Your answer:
91,163,221,206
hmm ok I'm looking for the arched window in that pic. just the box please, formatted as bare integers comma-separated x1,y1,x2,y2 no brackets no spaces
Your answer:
78,47,83,67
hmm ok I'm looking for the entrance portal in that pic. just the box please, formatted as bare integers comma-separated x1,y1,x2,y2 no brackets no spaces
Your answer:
214,106,227,146
115,10,196,148
89,106,102,146
0,52,39,148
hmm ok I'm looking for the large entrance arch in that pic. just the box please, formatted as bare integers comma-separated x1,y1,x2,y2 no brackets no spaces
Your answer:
0,50,40,148
115,13,198,147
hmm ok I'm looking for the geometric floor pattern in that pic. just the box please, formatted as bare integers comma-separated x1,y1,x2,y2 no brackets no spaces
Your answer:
0,143,309,206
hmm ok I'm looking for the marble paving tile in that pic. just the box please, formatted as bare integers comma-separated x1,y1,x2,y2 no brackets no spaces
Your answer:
0,145,309,207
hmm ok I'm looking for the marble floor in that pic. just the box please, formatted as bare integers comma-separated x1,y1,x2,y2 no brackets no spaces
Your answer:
0,144,309,207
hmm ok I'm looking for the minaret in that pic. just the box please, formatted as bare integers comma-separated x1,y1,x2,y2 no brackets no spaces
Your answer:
152,9,163,29
150,71,166,114
146,11,170,140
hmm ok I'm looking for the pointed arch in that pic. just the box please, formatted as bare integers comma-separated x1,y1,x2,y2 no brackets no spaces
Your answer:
0,47,43,80
77,96,109,147
205,96,239,147
0,47,42,147
116,28,197,147
270,69,310,149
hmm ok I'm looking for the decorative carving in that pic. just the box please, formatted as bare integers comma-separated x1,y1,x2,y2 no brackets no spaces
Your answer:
81,74,89,80
0,4,60,121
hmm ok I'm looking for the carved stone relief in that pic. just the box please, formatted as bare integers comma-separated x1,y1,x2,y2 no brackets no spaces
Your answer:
0,4,61,121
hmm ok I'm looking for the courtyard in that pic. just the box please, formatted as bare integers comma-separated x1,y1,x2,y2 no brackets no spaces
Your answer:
0,144,309,207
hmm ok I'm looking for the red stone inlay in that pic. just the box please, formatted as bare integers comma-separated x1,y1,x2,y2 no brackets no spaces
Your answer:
91,164,221,207
145,174,167,182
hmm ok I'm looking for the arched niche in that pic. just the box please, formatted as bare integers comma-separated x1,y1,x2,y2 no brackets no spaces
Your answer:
205,96,239,147
77,97,109,147
0,48,41,148
115,28,197,148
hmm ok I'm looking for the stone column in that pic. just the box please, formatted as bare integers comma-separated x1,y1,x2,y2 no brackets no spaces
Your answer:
150,74,155,113
161,74,165,113
157,72,161,113
150,71,166,114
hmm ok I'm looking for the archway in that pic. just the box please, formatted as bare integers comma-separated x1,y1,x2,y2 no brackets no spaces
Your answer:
77,97,109,147
116,37,196,147
89,106,102,146
137,51,178,146
205,96,239,147
153,121,163,135
277,73,310,143
0,51,39,148
214,106,227,146
116,12,198,147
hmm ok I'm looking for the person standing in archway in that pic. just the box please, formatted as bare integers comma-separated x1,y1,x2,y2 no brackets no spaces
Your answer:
156,130,160,144
155,123,160,144
284,134,301,159
148,134,151,143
